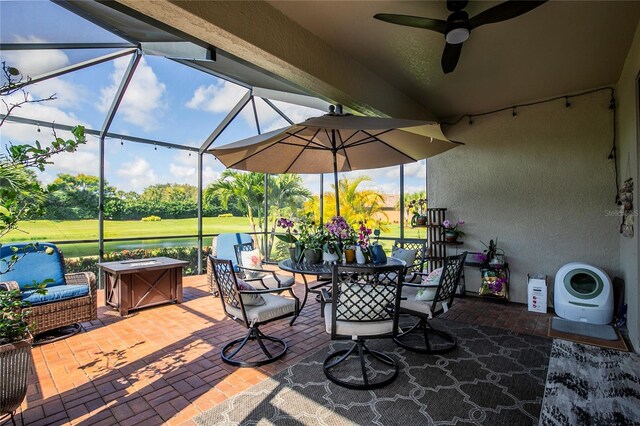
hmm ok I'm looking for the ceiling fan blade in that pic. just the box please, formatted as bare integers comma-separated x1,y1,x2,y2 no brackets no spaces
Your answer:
469,0,547,29
442,42,463,74
374,13,448,34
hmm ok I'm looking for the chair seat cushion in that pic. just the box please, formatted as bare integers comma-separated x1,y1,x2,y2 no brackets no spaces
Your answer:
227,294,296,323
399,286,443,317
22,284,89,306
262,274,295,288
324,305,394,336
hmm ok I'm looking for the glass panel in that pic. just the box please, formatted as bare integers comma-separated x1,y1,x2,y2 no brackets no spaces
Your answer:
254,97,291,132
2,130,101,252
0,58,117,131
1,1,127,43
106,56,250,148
101,142,207,274
403,159,428,239
208,102,258,147
268,99,326,123
201,153,255,236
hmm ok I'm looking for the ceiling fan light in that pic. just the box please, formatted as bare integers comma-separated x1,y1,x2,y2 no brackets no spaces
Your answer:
445,27,470,44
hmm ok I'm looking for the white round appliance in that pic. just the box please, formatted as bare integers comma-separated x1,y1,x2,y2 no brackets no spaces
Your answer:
554,262,613,325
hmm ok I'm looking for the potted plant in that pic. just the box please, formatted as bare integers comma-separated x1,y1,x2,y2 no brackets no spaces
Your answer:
408,198,428,226
275,217,302,262
0,283,46,422
322,215,350,263
294,214,323,264
356,221,374,264
443,219,465,242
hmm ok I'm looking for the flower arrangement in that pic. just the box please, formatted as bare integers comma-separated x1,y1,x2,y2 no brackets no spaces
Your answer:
275,217,297,247
357,221,373,250
443,219,465,237
323,215,351,256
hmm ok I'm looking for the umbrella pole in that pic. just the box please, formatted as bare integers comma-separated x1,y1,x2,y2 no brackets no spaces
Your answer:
332,129,340,217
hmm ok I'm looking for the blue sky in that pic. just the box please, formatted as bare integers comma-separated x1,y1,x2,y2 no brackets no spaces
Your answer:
0,0,427,196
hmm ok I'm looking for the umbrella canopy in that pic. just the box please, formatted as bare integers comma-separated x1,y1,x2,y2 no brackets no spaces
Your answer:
209,113,463,215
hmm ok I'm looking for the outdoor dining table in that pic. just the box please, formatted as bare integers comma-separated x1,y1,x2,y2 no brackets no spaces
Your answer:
278,257,406,311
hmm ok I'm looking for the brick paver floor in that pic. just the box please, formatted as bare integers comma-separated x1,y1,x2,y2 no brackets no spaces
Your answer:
17,274,552,426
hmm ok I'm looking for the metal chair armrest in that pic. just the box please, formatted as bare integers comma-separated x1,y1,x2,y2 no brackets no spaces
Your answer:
400,281,438,288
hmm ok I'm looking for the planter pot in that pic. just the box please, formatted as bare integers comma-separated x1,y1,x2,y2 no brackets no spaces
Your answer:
304,249,322,264
344,248,356,263
0,334,33,420
288,246,303,263
355,246,366,264
415,215,427,226
322,250,339,263
444,231,458,243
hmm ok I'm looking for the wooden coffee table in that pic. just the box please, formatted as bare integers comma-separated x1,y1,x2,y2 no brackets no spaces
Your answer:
98,257,189,316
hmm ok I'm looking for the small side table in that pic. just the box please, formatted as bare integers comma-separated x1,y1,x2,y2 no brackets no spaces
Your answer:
98,257,188,316
479,263,510,301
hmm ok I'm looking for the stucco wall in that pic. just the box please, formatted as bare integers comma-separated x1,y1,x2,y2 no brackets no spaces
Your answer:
616,20,640,352
429,90,620,306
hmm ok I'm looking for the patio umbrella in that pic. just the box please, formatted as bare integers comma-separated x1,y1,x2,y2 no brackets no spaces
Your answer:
209,112,463,216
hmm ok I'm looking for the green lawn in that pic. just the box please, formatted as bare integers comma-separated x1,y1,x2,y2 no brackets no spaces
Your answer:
3,217,253,242
2,217,428,258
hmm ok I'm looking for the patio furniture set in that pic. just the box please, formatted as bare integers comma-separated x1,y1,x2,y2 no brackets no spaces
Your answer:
208,232,468,390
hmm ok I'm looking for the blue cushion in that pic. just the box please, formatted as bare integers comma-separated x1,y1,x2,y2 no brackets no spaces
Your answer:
22,284,89,306
215,233,253,270
0,243,66,291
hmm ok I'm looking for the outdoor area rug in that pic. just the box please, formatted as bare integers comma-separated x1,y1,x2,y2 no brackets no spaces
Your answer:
539,339,640,426
195,319,551,425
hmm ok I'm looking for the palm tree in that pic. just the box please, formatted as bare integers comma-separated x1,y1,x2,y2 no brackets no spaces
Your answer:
304,176,388,228
206,170,265,247
266,174,311,257
206,171,311,256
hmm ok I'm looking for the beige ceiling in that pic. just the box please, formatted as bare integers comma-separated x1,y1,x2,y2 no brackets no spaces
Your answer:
269,0,640,119
115,0,640,121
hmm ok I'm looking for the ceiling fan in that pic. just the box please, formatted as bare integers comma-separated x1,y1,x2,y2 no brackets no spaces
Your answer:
374,0,547,74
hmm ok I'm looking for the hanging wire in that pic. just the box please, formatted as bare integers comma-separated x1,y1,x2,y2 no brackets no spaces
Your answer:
444,87,614,126
443,86,618,204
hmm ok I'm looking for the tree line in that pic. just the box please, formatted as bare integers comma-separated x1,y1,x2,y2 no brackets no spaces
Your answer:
39,172,310,221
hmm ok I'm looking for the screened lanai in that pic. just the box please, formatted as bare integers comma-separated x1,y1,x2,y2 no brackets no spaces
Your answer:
0,0,429,278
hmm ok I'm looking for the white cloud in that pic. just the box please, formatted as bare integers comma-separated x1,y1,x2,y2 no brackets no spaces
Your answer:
115,157,159,192
186,82,324,135
0,101,87,144
186,80,248,114
167,151,198,184
1,36,69,76
98,56,166,131
27,78,85,108
380,161,425,180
